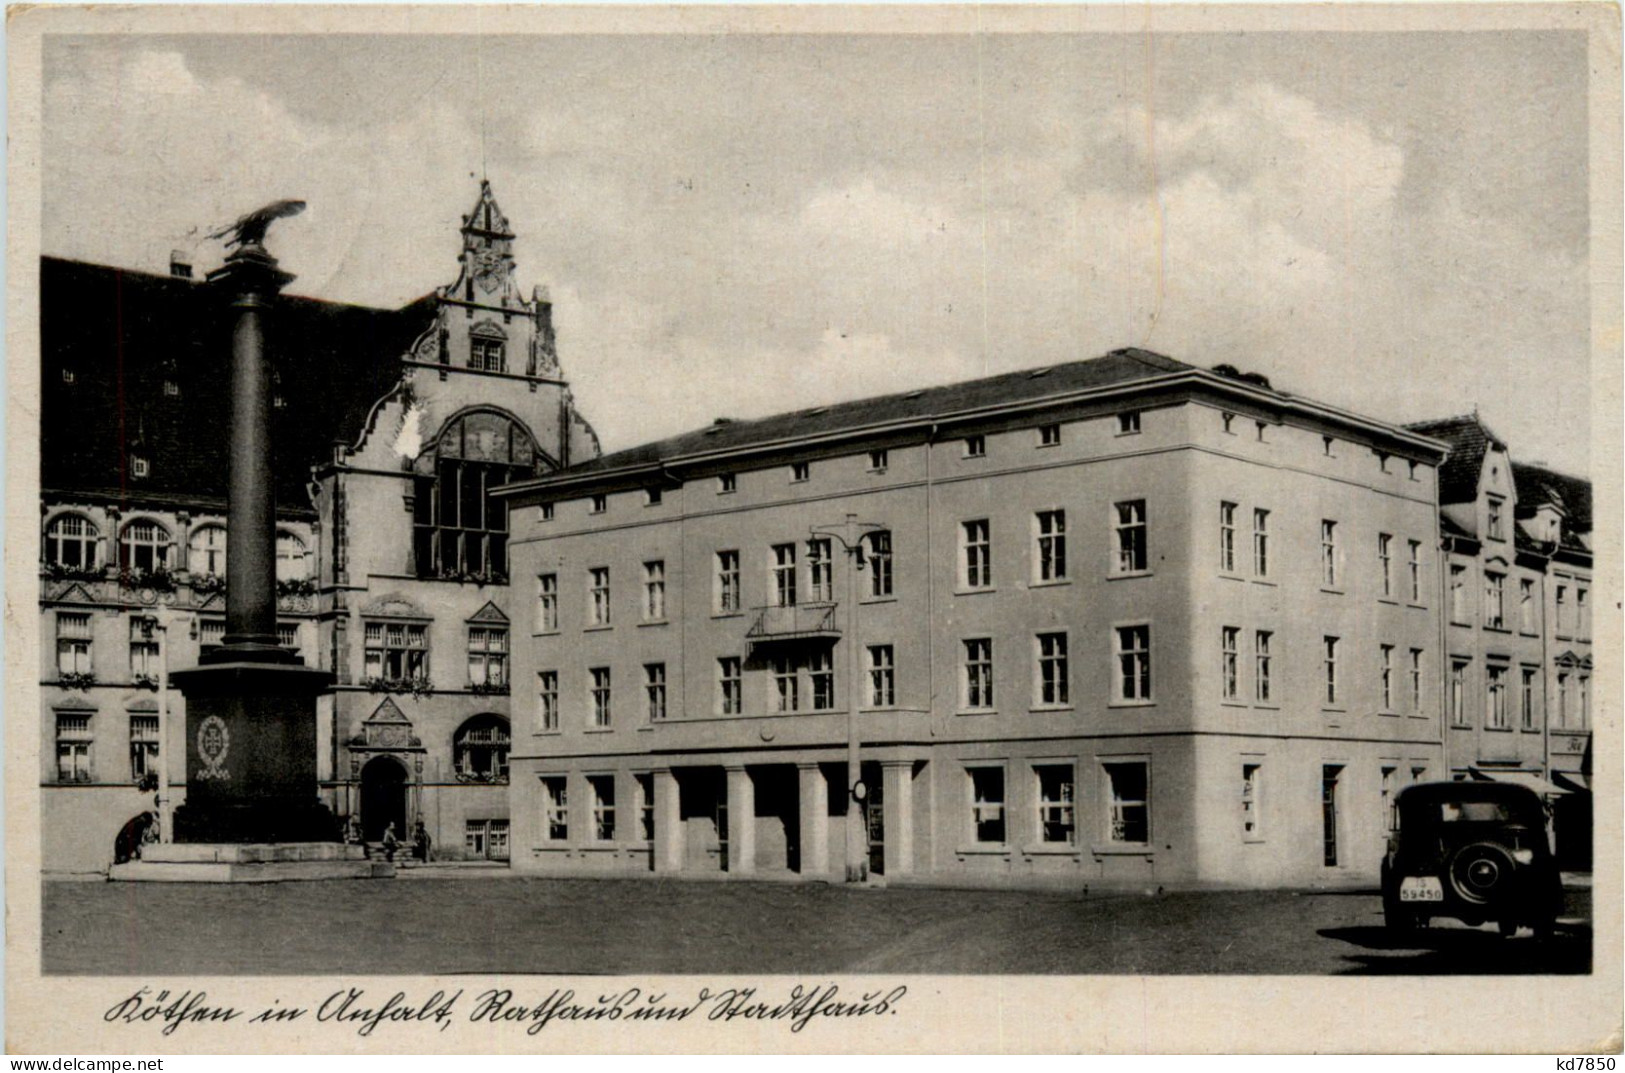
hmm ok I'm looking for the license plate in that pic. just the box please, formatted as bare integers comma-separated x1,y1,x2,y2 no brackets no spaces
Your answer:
1399,876,1444,902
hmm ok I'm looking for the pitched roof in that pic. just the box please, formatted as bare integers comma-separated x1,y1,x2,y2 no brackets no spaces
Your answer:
1512,461,1591,530
563,347,1199,476
41,256,434,514
1405,414,1504,505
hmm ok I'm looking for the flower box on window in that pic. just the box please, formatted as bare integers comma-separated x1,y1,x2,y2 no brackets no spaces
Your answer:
133,674,159,691
119,568,177,593
59,671,97,691
190,573,227,596
468,679,509,696
44,562,107,583
361,674,435,698
275,577,318,598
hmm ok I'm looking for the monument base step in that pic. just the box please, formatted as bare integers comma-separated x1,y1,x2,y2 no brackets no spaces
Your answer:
142,841,367,865
109,857,393,883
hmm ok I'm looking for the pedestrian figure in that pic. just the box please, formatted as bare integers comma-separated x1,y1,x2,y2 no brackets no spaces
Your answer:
413,819,431,863
381,821,399,863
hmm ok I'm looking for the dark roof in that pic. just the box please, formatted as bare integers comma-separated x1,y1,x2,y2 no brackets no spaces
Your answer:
41,256,434,513
566,348,1198,476
1405,414,1503,505
1512,461,1592,533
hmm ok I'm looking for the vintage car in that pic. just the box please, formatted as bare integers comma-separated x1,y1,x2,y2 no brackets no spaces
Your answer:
1381,780,1563,937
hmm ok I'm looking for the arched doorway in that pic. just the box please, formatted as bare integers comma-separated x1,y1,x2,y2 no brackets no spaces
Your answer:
360,756,408,842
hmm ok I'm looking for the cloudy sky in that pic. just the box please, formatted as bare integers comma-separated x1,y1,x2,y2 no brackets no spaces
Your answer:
42,29,1593,474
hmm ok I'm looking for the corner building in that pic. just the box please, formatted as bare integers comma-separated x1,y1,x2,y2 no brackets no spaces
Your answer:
502,351,1448,888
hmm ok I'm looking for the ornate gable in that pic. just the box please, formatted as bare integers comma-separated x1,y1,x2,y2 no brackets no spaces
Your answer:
467,600,508,625
359,592,430,620
356,697,422,750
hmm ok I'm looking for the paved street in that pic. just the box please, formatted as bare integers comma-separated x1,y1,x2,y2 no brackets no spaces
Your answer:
44,875,1591,976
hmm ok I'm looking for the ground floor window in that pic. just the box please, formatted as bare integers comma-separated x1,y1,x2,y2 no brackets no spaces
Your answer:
1241,762,1262,839
56,713,92,783
1103,761,1149,844
540,776,568,841
968,766,1005,844
1034,764,1075,844
464,819,510,860
635,773,655,841
1322,764,1344,866
588,774,616,841
129,715,159,781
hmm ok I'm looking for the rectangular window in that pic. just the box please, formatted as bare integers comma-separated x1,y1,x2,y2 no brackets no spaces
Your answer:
809,649,835,711
588,567,611,626
538,573,558,632
1579,676,1590,728
1035,764,1076,845
1408,540,1422,602
590,494,607,514
1451,659,1470,726
538,671,559,731
1255,631,1272,703
963,434,986,458
1577,588,1590,640
1115,625,1151,702
1381,766,1397,832
866,531,893,597
1221,626,1240,700
1380,644,1394,710
806,537,833,602
541,776,568,841
590,667,612,728
772,654,799,712
1410,649,1424,713
540,503,555,522
961,520,991,589
1484,572,1505,629
1253,509,1270,577
588,775,616,842
1521,667,1538,730
1323,636,1339,706
56,714,91,783
1485,665,1509,729
718,473,736,494
1117,411,1141,435
1488,496,1505,540
467,626,508,688
867,645,895,707
1322,765,1342,866
362,621,428,681
715,550,741,614
644,487,663,507
644,662,667,722
1320,520,1339,587
1519,578,1536,632
717,656,742,715
869,449,889,471
1378,533,1393,597
640,561,666,621
1557,672,1570,728
969,767,1005,843
469,336,505,372
129,715,158,781
1556,584,1569,635
129,619,158,680
1115,500,1147,573
56,612,91,676
1219,502,1237,572
1241,763,1263,838
1450,565,1469,623
1038,423,1061,447
1104,762,1149,843
1036,631,1069,707
771,543,798,607
791,461,810,482
962,638,994,710
635,773,655,841
1035,510,1067,582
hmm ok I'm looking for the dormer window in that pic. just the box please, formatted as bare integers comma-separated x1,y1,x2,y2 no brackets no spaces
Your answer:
470,335,506,373
130,456,149,479
1487,496,1505,541
61,368,75,385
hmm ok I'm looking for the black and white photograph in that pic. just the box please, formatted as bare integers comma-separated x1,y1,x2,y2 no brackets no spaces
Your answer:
5,2,1619,1054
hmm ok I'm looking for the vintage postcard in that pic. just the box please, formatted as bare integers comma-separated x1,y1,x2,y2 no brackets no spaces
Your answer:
5,2,1621,1054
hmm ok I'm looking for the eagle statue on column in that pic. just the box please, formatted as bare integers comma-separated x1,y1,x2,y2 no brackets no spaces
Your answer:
207,199,307,249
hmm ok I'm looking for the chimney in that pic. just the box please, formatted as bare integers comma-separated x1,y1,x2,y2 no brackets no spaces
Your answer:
169,250,193,279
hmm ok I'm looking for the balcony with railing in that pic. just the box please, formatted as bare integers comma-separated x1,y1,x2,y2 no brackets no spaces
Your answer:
746,603,840,646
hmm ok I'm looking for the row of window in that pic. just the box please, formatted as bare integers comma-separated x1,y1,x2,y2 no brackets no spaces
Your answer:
44,515,310,579
1448,660,1590,731
53,711,513,784
53,613,301,678
1448,565,1590,638
360,620,510,688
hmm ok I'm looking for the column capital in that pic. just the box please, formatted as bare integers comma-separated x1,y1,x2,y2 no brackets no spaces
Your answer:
880,758,916,770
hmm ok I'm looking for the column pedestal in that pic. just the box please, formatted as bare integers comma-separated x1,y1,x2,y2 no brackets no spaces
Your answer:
726,766,755,875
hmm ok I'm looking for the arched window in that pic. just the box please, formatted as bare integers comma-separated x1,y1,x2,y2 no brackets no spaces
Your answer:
119,520,171,574
188,524,227,576
276,531,308,581
453,714,510,783
46,514,99,569
413,410,544,581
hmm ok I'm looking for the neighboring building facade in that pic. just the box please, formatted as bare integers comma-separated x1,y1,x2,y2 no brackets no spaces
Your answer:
502,352,1450,888
38,182,599,873
1407,416,1594,866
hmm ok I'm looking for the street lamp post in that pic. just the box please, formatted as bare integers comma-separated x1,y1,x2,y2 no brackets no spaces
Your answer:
810,513,883,883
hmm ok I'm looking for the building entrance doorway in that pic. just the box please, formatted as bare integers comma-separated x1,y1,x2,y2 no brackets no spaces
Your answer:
360,756,408,843
862,761,884,876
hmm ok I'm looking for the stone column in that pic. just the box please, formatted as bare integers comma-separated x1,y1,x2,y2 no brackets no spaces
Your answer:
882,760,915,876
798,762,829,877
652,768,683,873
725,765,755,875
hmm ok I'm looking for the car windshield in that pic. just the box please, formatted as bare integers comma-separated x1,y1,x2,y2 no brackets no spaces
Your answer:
1439,801,1517,823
